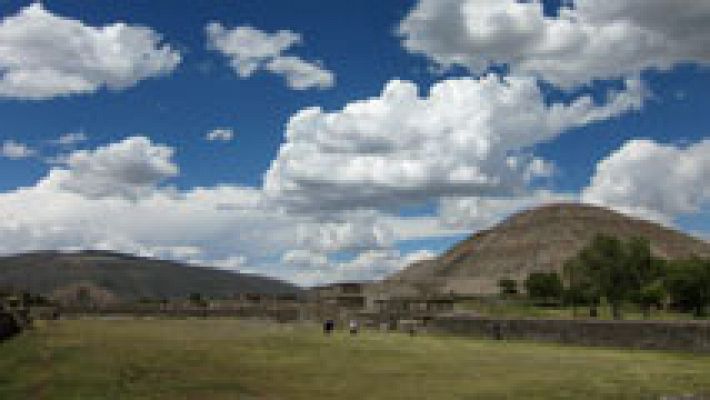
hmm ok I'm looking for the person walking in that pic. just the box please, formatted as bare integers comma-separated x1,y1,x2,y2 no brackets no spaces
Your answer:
323,319,334,335
348,319,359,335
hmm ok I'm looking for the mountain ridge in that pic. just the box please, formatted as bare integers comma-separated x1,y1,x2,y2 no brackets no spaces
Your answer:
0,250,300,301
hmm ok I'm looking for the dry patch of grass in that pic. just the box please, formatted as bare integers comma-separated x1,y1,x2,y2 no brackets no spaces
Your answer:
1,318,709,399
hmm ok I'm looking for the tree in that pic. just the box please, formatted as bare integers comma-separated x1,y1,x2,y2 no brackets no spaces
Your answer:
189,292,206,307
624,237,665,315
524,272,563,303
563,257,599,317
498,278,518,296
563,234,662,319
625,237,658,286
665,259,710,317
637,280,665,318
578,234,631,319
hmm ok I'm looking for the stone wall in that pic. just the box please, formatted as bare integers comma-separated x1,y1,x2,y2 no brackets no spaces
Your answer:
429,316,710,353
59,306,301,322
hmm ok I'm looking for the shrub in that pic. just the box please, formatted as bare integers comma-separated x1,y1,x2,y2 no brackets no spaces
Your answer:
498,278,518,295
525,272,563,303
665,259,710,317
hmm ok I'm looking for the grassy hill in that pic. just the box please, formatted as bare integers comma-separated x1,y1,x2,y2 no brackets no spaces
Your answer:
391,203,710,294
0,250,299,301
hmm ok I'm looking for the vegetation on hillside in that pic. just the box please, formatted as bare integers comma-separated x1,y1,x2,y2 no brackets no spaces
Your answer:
498,234,710,319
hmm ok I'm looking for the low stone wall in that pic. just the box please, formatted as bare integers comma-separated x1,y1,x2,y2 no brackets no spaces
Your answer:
59,307,301,322
430,316,710,353
0,311,21,341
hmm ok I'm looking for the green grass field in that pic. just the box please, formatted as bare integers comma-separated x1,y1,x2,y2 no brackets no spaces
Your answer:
1,318,709,399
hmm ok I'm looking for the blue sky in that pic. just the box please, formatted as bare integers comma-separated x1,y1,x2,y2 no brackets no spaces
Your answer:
0,0,709,285
0,0,428,189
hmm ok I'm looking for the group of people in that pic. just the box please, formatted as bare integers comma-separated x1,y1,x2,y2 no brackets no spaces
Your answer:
323,319,359,335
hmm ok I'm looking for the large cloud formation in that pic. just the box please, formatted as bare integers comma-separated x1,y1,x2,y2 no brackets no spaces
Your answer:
283,248,436,287
50,136,179,200
0,139,287,271
0,3,180,99
399,0,710,87
264,74,643,212
583,139,710,223
206,22,334,90
0,136,436,285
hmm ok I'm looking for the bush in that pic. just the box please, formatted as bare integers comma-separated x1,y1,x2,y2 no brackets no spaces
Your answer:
525,272,563,303
665,259,710,317
636,280,665,317
188,292,207,307
498,279,518,295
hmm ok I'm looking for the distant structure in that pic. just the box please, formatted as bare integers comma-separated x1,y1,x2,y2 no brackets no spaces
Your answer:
307,282,368,321
306,203,710,329
307,280,455,329
389,203,710,296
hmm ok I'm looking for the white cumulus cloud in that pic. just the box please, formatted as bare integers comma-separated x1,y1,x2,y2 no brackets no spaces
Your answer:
398,0,710,87
282,249,329,271
49,136,178,200
288,249,436,287
582,139,710,223
265,56,334,90
206,22,334,90
264,74,643,212
0,3,181,99
296,213,394,254
1,140,35,159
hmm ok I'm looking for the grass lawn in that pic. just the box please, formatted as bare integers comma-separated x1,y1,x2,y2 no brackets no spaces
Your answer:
1,318,709,399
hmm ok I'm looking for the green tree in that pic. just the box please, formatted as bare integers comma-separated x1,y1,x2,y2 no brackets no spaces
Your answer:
625,237,656,284
665,259,710,317
578,234,631,319
563,257,600,317
189,292,206,307
498,278,518,296
564,234,662,319
637,280,665,318
624,237,665,315
524,272,563,303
